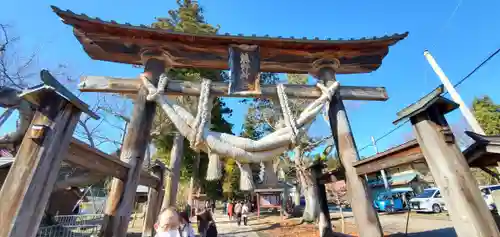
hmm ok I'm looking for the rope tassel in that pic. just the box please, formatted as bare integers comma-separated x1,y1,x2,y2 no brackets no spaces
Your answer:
237,161,255,191
189,79,213,151
139,73,340,163
206,152,222,181
260,160,279,186
277,84,299,145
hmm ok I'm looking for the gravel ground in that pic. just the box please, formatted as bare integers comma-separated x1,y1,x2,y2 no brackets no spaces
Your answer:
330,211,455,236
126,211,457,236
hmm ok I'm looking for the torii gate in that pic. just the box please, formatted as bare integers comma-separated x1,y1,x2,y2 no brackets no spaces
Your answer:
52,5,408,237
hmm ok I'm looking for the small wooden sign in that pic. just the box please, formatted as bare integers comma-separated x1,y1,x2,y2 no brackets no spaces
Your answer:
29,124,49,144
228,45,261,95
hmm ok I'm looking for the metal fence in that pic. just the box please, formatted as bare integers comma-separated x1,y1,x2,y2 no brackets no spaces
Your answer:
53,214,104,226
37,214,104,237
37,225,100,237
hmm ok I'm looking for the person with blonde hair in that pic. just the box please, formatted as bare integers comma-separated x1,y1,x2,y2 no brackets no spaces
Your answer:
154,207,181,237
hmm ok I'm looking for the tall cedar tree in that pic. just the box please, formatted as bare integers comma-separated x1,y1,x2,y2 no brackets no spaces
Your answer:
151,0,233,200
472,96,500,136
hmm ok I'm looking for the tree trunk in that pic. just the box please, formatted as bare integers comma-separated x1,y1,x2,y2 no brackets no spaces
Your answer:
294,147,319,222
188,153,201,214
315,173,334,237
163,132,184,208
340,205,345,233
294,184,301,206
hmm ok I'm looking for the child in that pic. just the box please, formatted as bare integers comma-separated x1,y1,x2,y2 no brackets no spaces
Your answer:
154,207,181,237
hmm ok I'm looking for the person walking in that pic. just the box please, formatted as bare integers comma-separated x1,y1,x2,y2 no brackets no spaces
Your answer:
222,200,227,215
195,208,213,237
210,200,216,213
234,201,243,226
242,202,250,226
205,201,211,213
227,201,233,220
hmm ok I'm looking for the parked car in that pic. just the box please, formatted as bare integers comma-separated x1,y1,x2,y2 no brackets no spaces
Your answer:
373,188,415,213
479,184,500,211
409,188,446,213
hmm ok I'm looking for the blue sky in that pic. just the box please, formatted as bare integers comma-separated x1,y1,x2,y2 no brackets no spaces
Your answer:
1,0,499,158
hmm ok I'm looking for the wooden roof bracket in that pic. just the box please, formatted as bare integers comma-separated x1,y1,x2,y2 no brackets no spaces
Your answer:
310,58,340,79
20,70,100,120
393,84,459,125
139,47,174,68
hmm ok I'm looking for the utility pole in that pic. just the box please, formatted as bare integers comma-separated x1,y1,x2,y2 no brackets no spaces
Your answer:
423,50,485,135
371,136,390,190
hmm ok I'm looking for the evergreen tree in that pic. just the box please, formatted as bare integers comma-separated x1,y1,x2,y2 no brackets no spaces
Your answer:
472,96,500,136
151,0,233,200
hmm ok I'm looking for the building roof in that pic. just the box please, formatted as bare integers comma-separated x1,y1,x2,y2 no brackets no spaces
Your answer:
368,171,419,187
463,131,500,167
353,139,424,175
51,6,408,74
0,157,14,169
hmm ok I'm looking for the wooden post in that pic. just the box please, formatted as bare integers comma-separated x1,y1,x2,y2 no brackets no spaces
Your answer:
394,86,500,237
162,132,183,208
187,153,201,216
279,194,284,220
257,193,261,219
318,63,384,237
309,161,334,237
99,57,166,237
0,71,98,237
142,161,166,237
371,136,390,190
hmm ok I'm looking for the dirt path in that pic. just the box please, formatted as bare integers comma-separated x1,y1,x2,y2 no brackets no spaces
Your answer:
212,213,260,237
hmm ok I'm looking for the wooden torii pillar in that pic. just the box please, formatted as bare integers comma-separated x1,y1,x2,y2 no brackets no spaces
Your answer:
142,160,167,237
393,85,500,237
313,59,384,237
99,52,167,237
0,70,99,237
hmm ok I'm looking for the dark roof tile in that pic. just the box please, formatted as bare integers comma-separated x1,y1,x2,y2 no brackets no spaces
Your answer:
51,5,408,44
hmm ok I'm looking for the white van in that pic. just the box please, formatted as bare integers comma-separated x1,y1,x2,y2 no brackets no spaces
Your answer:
479,184,500,211
409,188,446,213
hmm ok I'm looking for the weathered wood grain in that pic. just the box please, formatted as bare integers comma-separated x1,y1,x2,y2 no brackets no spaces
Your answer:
51,6,408,74
0,92,80,237
80,75,389,101
393,85,458,125
66,139,160,188
54,172,105,190
162,132,183,209
354,153,424,175
323,67,383,237
410,105,500,237
228,45,261,94
141,161,165,237
100,58,164,237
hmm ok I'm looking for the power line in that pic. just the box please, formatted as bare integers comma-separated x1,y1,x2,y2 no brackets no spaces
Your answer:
444,47,500,93
357,121,409,152
358,1,464,154
358,47,500,153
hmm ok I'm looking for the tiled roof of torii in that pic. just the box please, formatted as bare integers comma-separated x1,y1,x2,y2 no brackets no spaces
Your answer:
51,6,408,74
